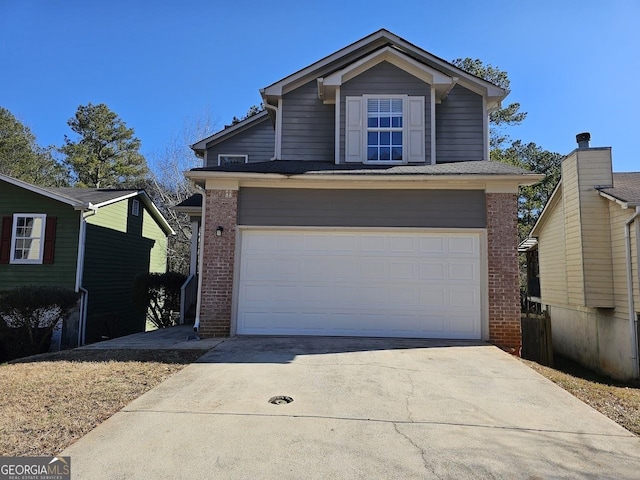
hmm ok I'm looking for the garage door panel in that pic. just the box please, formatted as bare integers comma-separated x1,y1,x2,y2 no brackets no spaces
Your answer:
237,230,482,339
448,262,477,281
448,236,478,255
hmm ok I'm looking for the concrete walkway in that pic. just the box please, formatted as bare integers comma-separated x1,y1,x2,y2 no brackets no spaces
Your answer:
64,337,640,479
78,325,224,350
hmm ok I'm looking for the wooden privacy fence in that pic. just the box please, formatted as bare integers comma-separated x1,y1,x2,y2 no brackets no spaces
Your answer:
521,311,553,367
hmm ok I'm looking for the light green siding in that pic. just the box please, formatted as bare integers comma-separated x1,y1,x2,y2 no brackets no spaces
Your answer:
143,207,167,273
0,181,79,291
85,199,128,232
83,197,168,342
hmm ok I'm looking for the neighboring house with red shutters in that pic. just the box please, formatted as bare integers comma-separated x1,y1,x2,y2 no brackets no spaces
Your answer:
0,174,174,347
182,29,542,351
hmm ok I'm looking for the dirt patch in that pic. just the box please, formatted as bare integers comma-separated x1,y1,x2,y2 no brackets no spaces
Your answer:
522,356,640,436
0,348,207,456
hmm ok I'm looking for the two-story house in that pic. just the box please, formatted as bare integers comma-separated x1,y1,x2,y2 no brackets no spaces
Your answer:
183,29,542,351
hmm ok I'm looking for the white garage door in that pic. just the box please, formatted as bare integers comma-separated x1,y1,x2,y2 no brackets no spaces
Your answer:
236,230,482,339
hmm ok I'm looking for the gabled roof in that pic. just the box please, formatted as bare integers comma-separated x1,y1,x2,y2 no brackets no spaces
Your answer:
191,110,270,155
597,172,640,207
173,193,202,214
0,174,175,235
260,29,507,108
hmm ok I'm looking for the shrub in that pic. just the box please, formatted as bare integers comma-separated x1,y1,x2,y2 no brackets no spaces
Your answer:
0,286,78,357
132,271,187,329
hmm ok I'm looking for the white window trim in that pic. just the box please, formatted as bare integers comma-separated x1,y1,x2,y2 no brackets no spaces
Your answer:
362,94,408,166
217,154,249,167
10,213,47,265
131,199,140,216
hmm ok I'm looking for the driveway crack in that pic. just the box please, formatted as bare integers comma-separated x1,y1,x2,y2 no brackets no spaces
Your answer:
404,371,415,422
392,422,440,478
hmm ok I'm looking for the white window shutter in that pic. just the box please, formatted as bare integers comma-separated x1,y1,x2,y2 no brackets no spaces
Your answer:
407,96,425,163
345,96,363,163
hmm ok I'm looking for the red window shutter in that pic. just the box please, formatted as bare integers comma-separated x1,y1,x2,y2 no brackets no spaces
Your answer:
0,216,12,264
43,216,57,264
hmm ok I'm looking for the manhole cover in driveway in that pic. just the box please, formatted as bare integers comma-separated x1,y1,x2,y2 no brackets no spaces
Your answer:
268,396,293,405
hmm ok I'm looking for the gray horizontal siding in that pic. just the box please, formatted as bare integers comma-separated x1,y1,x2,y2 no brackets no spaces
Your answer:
340,61,432,164
281,80,334,161
435,85,484,162
238,188,486,228
206,116,274,166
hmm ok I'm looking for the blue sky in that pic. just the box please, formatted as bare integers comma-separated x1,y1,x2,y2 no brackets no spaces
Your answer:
1,0,638,171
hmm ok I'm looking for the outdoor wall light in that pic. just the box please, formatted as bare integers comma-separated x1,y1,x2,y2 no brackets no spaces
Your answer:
215,226,224,236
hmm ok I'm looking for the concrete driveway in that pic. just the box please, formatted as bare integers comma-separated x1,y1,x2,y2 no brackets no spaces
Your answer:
64,337,640,479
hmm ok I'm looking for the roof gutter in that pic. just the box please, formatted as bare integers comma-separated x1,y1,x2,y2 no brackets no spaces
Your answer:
263,102,279,161
75,206,97,347
193,187,207,333
625,206,640,380
185,170,544,183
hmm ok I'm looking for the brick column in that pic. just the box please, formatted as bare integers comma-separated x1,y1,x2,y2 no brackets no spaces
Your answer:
198,189,237,337
486,193,521,353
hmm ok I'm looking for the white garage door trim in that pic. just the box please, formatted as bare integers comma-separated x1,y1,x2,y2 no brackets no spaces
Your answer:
232,227,488,339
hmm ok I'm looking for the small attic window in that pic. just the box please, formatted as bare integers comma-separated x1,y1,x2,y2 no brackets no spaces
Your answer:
131,199,140,216
218,154,248,166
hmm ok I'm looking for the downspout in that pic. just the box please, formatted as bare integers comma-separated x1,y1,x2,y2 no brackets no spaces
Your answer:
264,102,279,161
75,206,97,346
625,206,640,380
193,189,207,332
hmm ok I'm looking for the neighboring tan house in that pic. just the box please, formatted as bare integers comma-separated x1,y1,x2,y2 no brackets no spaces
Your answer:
526,134,640,380
0,174,175,346
182,29,542,351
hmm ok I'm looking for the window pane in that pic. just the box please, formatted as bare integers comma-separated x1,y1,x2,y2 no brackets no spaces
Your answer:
392,147,403,161
24,239,40,259
367,117,378,128
367,132,378,146
380,147,391,160
391,117,401,128
379,116,390,128
379,99,391,112
392,132,402,145
367,99,379,113
30,218,43,237
391,98,403,112
367,147,378,161
380,132,390,145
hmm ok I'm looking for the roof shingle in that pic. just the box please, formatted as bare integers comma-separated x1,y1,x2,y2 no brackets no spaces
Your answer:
597,172,640,205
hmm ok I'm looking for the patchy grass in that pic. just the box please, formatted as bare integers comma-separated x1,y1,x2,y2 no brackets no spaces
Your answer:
0,349,207,456
522,356,640,436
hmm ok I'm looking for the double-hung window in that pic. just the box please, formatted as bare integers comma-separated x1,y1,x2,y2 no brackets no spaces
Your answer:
10,214,46,264
345,95,425,164
367,98,404,162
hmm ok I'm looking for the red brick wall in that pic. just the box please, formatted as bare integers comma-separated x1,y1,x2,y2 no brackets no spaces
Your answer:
486,193,521,352
198,189,237,337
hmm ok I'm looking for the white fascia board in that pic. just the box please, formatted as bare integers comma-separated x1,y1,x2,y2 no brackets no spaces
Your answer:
530,181,562,237
173,205,203,214
186,170,544,188
0,174,86,209
90,191,140,209
599,190,633,208
322,47,453,89
137,191,176,236
191,110,270,151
